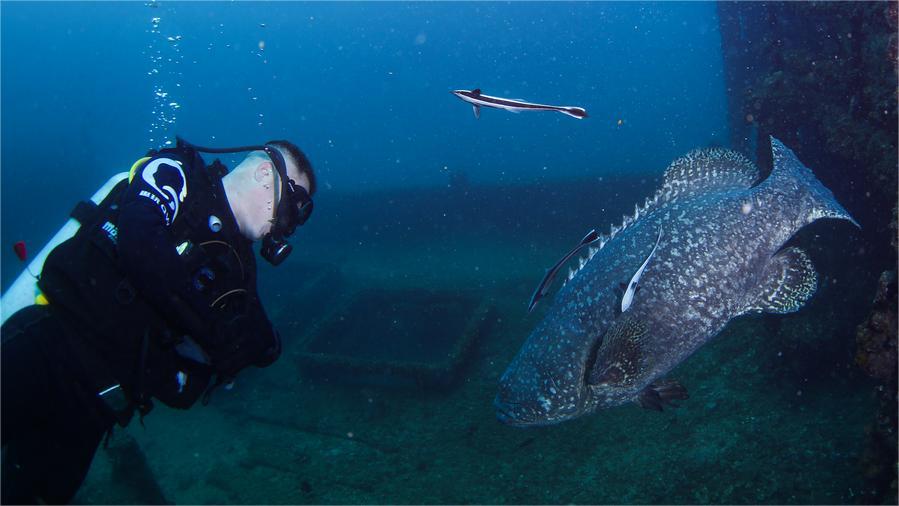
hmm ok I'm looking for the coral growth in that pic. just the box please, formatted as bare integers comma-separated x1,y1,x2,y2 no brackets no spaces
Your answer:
854,206,898,504
855,270,897,383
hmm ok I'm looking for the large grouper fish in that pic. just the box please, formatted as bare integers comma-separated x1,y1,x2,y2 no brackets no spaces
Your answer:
496,137,858,427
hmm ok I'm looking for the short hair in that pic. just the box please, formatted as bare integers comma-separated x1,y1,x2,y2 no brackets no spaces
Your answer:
267,140,317,196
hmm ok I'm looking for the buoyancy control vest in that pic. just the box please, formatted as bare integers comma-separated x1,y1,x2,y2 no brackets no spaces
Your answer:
37,145,280,419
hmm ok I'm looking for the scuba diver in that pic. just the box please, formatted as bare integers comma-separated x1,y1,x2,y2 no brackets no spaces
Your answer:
1,137,316,503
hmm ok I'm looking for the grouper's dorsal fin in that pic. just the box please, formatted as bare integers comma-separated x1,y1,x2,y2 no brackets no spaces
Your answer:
656,147,759,205
742,246,818,315
602,148,759,241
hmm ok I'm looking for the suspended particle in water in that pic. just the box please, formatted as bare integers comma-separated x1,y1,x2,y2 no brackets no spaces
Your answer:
258,40,265,51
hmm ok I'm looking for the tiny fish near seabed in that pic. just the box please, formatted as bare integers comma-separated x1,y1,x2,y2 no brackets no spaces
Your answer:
495,137,858,426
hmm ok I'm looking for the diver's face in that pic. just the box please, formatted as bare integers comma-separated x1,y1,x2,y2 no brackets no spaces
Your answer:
251,161,311,241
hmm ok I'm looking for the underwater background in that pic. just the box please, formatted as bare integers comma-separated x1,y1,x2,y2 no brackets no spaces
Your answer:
1,1,896,504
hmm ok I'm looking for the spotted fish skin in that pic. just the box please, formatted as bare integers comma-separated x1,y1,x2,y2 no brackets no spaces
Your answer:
495,138,858,427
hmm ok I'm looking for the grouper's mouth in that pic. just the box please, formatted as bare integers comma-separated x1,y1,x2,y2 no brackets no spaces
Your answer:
494,398,522,426
493,370,591,427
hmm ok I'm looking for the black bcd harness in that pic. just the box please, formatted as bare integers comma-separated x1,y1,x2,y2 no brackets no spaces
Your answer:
37,146,278,426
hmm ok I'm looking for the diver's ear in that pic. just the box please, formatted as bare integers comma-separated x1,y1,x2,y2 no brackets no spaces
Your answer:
253,161,274,184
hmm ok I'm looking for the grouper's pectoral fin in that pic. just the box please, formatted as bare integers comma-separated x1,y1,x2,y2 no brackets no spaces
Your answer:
587,315,647,385
637,379,690,411
743,246,818,315
589,317,690,412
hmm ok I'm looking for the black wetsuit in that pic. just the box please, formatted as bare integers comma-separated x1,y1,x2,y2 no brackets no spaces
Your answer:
1,145,281,503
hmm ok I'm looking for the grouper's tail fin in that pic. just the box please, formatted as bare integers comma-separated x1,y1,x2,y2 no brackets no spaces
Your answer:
767,136,860,228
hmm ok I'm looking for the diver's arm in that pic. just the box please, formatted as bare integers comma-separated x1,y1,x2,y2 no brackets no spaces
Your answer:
117,155,214,336
212,252,281,375
244,282,281,368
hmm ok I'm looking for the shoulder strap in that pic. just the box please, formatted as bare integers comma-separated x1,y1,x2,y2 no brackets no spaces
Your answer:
68,178,130,231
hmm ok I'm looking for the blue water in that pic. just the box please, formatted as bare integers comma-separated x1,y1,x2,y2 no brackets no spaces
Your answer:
1,2,726,291
6,3,889,504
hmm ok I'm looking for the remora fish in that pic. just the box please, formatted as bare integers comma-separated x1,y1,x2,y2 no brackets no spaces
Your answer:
495,137,858,426
621,227,663,313
452,89,588,120
528,229,599,313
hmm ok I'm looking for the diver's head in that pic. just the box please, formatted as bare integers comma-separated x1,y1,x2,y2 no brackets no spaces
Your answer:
223,140,316,243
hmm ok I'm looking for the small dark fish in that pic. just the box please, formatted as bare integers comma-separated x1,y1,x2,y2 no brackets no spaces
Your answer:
12,241,26,262
452,89,588,120
516,436,537,449
527,229,599,313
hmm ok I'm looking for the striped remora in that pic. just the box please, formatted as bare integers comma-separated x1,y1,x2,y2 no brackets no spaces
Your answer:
452,89,587,120
621,227,663,313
